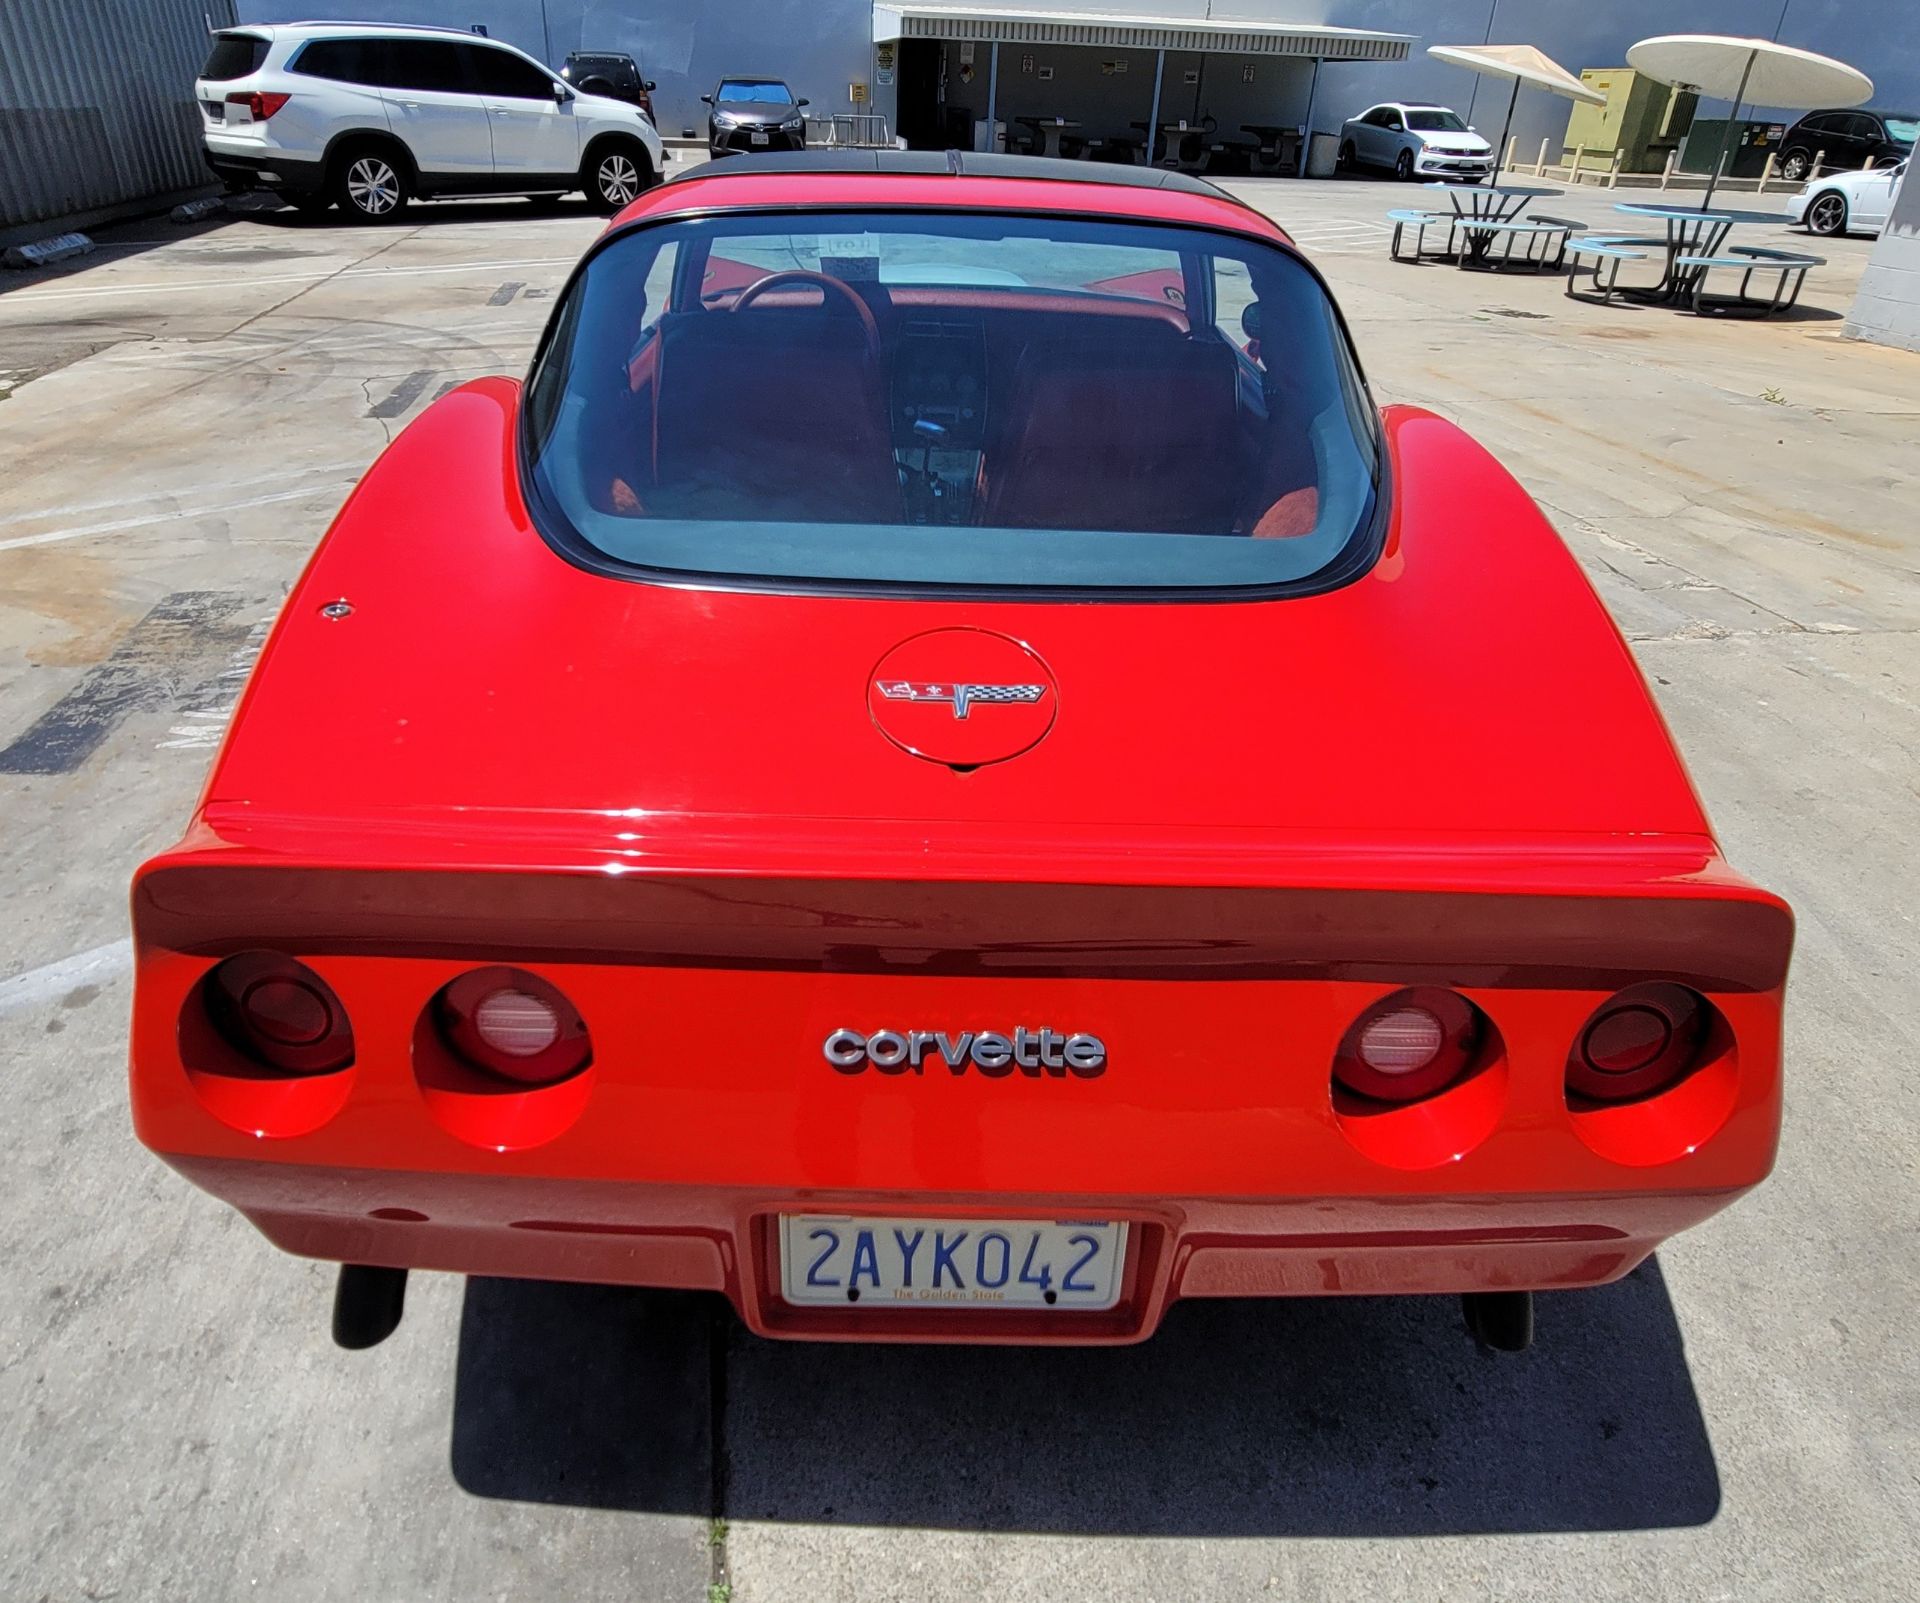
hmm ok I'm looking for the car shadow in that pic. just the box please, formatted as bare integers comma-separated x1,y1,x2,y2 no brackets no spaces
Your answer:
235,195,609,229
450,1256,1719,1537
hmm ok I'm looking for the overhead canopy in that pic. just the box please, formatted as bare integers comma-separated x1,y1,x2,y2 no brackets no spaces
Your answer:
1625,34,1871,110
872,5,1413,60
1426,43,1605,104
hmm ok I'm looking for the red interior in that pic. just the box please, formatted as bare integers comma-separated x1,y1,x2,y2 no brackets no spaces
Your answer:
599,270,1320,536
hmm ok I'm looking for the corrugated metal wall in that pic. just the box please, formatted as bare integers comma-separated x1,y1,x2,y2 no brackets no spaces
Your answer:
0,0,239,232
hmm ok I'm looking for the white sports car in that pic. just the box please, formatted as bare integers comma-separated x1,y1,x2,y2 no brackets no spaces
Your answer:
1786,159,1907,237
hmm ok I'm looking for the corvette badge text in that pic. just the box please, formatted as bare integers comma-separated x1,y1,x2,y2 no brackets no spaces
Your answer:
874,681,1046,719
824,1027,1107,1077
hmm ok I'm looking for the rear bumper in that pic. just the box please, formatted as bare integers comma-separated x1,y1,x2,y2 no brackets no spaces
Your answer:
130,858,1789,1345
164,1154,1751,1344
203,147,326,196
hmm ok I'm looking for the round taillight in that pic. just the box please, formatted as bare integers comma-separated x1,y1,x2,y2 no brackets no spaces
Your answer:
1334,988,1482,1103
204,952,353,1075
1569,983,1708,1102
474,989,562,1057
435,966,589,1087
1357,1007,1446,1072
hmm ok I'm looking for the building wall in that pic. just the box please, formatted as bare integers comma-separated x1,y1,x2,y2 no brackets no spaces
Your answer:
0,0,239,237
1846,170,1920,352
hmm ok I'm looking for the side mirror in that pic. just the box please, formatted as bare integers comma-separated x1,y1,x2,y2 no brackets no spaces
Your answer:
798,98,810,108
1240,302,1263,342
700,94,713,105
643,80,657,92
553,81,573,103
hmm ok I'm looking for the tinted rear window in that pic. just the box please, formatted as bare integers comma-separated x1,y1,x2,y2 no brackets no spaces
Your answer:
202,33,268,80
289,38,377,85
522,210,1381,595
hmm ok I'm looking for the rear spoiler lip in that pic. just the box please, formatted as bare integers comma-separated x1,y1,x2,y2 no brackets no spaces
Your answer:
172,802,1754,891
134,848,1793,996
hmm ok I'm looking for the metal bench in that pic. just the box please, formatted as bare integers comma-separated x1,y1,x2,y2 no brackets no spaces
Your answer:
1387,209,1458,263
1452,216,1582,272
1564,237,1654,305
1675,245,1825,317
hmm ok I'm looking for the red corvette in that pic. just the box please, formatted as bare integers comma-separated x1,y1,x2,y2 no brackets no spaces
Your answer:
130,153,1792,1353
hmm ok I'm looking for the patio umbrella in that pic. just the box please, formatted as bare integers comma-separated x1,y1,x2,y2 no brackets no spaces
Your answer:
1426,43,1604,186
1625,34,1872,204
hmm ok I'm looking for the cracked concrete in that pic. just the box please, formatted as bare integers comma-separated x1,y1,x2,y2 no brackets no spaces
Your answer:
1,174,1916,1603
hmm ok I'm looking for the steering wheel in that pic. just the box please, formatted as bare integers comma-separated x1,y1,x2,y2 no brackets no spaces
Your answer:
730,270,880,359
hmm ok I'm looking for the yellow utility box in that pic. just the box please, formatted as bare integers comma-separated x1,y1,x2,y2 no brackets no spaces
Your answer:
1562,67,1696,173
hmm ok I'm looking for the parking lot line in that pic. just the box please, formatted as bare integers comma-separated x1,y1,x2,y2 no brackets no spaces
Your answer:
0,938,131,1016
0,255,581,308
0,481,356,554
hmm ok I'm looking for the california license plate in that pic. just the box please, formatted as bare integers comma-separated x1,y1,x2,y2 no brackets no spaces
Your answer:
779,1214,1127,1310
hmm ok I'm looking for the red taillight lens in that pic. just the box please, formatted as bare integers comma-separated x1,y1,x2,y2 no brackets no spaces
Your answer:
204,952,353,1075
1569,983,1709,1102
435,967,590,1087
227,90,290,119
1334,988,1482,1103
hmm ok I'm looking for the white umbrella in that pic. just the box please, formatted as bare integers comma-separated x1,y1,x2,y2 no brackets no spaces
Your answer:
1427,44,1604,186
1626,34,1873,203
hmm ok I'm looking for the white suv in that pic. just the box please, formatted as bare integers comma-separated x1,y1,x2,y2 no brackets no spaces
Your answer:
196,23,666,221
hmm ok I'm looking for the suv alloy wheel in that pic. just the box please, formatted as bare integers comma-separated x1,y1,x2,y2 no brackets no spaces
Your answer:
338,150,407,222
588,145,647,212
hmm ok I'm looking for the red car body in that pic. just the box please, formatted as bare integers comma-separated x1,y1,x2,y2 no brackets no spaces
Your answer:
129,156,1791,1347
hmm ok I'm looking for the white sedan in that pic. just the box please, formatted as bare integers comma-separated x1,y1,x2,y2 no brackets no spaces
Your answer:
1338,102,1493,182
1786,159,1907,237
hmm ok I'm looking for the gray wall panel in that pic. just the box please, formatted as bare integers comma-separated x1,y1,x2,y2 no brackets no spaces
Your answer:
1,0,238,230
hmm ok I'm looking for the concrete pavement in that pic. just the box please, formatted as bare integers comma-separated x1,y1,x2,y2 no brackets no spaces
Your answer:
1,173,1915,1602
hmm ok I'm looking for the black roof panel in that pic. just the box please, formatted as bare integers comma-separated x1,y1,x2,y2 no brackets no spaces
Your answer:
666,148,1239,204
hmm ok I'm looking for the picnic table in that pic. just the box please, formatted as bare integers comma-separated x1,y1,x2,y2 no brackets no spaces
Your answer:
1423,182,1556,222
1241,123,1300,174
1158,120,1212,172
1452,215,1583,272
1604,203,1737,304
1014,116,1081,160
1678,244,1826,316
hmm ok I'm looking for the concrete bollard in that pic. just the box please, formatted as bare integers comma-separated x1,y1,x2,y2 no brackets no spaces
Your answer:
1758,152,1777,193
1535,136,1549,176
1569,143,1585,185
1814,146,1826,178
1607,149,1622,188
1661,150,1676,190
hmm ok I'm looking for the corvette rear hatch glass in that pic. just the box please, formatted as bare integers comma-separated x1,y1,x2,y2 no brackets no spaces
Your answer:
522,209,1381,591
